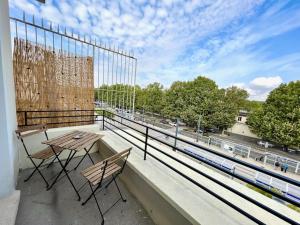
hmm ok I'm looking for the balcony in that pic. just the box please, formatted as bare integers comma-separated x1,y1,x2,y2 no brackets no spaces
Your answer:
1,2,300,225
9,118,300,225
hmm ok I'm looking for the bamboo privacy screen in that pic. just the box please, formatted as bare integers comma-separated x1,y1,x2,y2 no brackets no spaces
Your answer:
10,13,137,128
13,38,94,127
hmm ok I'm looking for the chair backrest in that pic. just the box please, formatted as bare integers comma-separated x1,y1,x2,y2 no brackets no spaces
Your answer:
100,147,132,181
106,147,131,167
15,124,47,139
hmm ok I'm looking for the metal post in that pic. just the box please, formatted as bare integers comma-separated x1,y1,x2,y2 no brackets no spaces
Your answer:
296,162,299,173
144,127,149,160
102,110,105,130
196,114,201,142
174,118,179,150
247,148,251,158
24,111,28,126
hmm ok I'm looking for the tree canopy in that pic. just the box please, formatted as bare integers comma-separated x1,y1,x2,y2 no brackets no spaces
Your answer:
247,81,300,148
94,75,258,131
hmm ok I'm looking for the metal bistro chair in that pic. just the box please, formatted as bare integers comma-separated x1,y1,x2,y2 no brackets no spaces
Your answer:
15,124,64,188
80,147,132,225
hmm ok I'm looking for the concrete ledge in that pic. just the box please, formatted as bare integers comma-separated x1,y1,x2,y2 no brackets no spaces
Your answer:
95,129,300,225
0,190,20,225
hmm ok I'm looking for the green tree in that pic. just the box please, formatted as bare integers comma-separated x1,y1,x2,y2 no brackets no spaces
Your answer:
247,81,300,150
142,82,165,113
243,100,263,112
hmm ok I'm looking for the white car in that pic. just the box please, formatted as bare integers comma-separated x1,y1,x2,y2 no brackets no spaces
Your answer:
257,141,274,148
169,122,177,127
224,144,233,151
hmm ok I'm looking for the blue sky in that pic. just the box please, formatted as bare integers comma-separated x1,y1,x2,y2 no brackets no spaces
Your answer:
9,0,300,100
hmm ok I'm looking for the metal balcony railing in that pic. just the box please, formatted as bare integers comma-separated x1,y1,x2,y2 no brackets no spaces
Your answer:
17,109,300,225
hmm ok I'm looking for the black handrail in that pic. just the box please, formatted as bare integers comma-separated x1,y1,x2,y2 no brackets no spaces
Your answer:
104,118,298,224
17,109,300,224
104,111,300,205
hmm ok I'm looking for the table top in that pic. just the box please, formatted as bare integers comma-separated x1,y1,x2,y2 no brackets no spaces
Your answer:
42,130,103,151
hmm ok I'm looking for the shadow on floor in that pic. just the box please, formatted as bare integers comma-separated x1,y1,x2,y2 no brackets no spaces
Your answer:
16,153,154,225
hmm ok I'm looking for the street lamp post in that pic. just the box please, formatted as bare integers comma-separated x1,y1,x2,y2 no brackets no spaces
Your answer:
196,114,202,142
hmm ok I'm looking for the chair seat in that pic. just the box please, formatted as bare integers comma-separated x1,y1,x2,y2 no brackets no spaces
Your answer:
31,146,64,160
81,162,121,186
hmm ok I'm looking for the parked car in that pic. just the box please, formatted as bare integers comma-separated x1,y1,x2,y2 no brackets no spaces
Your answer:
224,144,233,151
287,148,298,153
257,140,274,148
160,119,169,124
207,127,218,133
169,121,177,127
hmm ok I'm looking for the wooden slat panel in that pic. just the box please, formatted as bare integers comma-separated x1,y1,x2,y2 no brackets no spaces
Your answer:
18,129,46,138
86,163,119,181
50,131,84,146
81,147,132,186
92,165,121,185
73,134,103,151
16,124,47,134
62,132,96,149
83,163,121,186
42,130,79,145
58,132,90,148
78,134,103,149
31,146,63,159
67,133,98,150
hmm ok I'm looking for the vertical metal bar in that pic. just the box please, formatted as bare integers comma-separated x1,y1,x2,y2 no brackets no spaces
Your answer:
75,39,77,111
118,50,122,109
43,19,46,50
33,16,37,45
97,46,100,105
132,58,137,115
102,46,105,108
102,110,105,130
111,47,115,108
25,111,28,126
67,34,70,122
144,127,149,160
106,48,110,108
80,40,83,113
122,53,127,113
51,23,54,53
126,52,130,113
15,20,18,38
60,28,63,111
128,54,133,112
114,48,119,108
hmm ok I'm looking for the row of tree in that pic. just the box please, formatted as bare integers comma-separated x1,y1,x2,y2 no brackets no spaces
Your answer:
95,77,299,149
95,76,253,130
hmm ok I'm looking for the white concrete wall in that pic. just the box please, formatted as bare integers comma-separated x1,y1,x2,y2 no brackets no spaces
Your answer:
0,0,19,198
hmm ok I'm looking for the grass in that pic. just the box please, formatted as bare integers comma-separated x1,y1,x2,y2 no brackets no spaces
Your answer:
246,184,300,214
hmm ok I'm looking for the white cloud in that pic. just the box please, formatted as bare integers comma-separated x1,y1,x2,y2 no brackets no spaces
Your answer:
8,0,300,101
232,76,283,101
250,76,283,89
